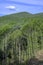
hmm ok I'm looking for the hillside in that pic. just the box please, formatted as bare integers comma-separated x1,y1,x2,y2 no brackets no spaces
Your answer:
0,12,43,65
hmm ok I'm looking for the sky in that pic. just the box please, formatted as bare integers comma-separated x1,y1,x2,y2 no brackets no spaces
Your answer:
0,0,43,16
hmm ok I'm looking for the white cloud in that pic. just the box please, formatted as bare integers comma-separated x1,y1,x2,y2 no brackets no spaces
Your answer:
5,5,16,10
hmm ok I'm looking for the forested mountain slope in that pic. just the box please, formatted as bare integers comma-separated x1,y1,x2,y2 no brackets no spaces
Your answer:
0,12,43,65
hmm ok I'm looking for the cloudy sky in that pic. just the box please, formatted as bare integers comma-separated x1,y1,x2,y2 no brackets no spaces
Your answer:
0,0,43,16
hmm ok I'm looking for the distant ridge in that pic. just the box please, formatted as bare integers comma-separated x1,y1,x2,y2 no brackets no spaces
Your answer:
0,12,43,18
0,12,32,18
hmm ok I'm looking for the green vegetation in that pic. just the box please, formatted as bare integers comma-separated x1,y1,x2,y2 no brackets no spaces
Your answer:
0,12,43,65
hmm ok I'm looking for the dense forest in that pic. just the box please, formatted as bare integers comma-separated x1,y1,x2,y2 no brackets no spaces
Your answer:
0,12,43,65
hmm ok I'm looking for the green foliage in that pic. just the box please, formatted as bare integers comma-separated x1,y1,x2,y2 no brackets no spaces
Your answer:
0,12,43,65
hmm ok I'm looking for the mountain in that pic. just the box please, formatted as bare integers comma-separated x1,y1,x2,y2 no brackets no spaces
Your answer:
0,12,43,65
0,12,43,23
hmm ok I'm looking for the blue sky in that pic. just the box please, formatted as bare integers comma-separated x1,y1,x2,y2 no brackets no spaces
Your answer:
0,0,43,16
